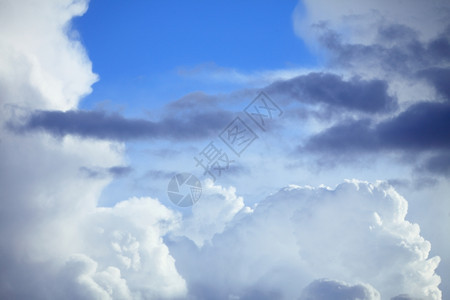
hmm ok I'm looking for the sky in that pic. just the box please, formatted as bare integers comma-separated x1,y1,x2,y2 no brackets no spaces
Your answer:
0,0,449,299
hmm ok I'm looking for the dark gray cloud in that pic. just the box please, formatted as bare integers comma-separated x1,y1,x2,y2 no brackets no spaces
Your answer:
319,24,450,74
304,101,450,154
418,67,450,100
9,109,233,141
296,22,450,180
420,153,450,177
305,118,376,153
266,72,397,113
376,23,418,43
376,102,450,150
107,166,133,177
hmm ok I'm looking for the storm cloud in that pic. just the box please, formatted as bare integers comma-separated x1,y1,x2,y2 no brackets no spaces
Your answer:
304,101,450,153
318,24,450,75
9,109,233,141
266,72,397,113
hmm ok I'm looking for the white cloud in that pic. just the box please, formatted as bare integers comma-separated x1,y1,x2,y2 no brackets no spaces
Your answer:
300,278,380,300
75,197,188,299
0,0,122,275
0,1,445,299
290,3,450,297
0,0,129,298
0,0,97,111
0,0,189,297
173,179,250,247
168,181,441,299
59,254,132,300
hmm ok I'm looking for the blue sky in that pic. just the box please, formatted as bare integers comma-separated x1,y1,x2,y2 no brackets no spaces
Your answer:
70,0,321,207
1,0,449,299
74,0,317,113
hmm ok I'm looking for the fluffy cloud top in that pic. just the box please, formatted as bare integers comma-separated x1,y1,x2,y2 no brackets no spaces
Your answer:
167,181,441,299
299,279,380,300
0,0,97,111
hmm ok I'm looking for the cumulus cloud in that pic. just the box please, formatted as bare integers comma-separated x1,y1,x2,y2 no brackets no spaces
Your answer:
173,180,250,247
0,0,97,111
288,1,450,297
0,0,133,298
58,254,132,300
0,0,447,299
75,197,188,299
299,279,380,300
167,181,441,299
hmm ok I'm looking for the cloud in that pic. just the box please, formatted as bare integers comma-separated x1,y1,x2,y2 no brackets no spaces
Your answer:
0,0,97,111
304,101,450,154
173,180,249,247
108,166,133,177
390,295,422,300
286,0,450,181
0,0,137,298
142,169,176,180
75,197,188,299
163,91,224,112
79,165,133,179
387,177,439,191
176,62,316,86
289,1,450,296
299,279,380,300
0,0,447,299
295,0,450,46
292,0,450,115
58,254,132,300
418,67,450,100
9,109,234,141
167,181,441,299
266,72,397,113
317,26,450,75
420,153,450,177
